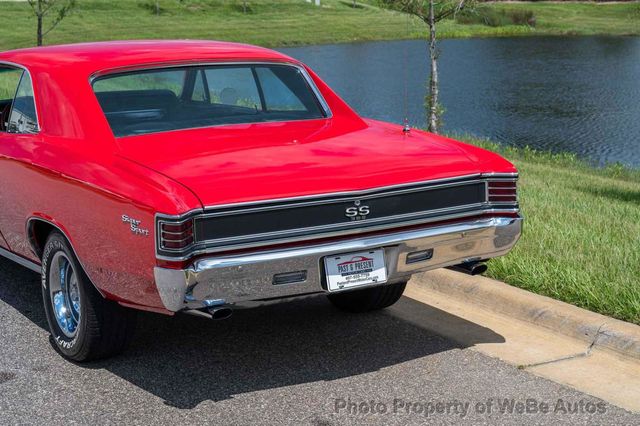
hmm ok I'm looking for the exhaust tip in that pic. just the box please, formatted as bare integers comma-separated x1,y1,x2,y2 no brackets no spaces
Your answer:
447,262,488,276
208,307,233,320
470,263,488,275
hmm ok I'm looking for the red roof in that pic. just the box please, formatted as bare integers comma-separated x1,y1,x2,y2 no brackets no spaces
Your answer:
0,40,298,75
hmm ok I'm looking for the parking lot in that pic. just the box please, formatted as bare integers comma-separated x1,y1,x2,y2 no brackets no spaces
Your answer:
0,257,638,425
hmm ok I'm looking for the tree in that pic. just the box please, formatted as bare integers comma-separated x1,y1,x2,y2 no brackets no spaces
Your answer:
27,0,76,47
379,0,470,134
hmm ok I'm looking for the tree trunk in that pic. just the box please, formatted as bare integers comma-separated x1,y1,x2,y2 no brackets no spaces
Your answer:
37,14,43,46
427,0,439,134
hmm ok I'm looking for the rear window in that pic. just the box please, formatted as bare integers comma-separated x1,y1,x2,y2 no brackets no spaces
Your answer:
92,64,327,137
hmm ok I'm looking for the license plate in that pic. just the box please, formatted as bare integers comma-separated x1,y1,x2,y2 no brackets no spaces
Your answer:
324,249,387,291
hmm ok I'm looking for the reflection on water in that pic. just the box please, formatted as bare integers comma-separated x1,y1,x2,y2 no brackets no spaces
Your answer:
280,37,640,167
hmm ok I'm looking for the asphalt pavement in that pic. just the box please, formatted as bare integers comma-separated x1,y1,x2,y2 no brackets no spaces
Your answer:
0,256,638,425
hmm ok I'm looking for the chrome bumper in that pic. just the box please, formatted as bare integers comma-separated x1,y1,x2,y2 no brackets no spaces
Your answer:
154,216,522,312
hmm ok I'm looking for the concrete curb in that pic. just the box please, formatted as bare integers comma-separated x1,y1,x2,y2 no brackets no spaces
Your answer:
412,269,640,361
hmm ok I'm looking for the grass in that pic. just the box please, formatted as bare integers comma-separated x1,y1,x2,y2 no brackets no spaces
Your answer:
0,1,638,51
0,68,21,100
459,136,640,325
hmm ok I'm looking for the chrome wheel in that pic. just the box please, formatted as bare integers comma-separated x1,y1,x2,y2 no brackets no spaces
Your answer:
49,252,81,338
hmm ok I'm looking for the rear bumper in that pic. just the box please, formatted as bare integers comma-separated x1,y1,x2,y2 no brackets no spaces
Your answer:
154,216,522,312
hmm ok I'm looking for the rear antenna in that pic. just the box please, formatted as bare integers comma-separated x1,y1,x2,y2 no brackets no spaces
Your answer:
403,119,411,134
402,9,411,134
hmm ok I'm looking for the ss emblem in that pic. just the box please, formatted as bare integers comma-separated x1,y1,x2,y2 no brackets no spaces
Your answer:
345,200,370,219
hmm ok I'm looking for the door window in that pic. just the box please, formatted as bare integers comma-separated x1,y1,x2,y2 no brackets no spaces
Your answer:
7,71,38,134
0,67,23,132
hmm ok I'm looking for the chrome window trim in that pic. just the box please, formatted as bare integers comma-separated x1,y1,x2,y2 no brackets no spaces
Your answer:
89,61,332,124
0,60,41,134
154,173,518,261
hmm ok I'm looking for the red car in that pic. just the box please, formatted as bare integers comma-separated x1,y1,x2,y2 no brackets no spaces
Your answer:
0,41,522,361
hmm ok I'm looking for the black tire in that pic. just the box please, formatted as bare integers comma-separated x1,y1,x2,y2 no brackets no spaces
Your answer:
41,232,136,362
327,281,407,313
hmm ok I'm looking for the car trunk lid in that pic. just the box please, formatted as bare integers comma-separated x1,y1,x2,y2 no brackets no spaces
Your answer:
117,119,484,208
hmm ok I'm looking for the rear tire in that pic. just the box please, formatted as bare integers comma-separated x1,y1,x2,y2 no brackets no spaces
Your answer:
41,232,136,362
327,281,407,313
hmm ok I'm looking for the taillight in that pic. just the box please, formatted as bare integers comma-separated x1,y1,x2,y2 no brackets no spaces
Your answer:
488,180,517,203
159,219,195,250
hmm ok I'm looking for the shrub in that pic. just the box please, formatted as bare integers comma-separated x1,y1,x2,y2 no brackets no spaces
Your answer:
509,9,536,27
455,7,536,28
138,1,166,15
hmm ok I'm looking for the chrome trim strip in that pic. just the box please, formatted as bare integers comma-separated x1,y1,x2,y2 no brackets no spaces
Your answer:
197,180,485,219
161,235,194,243
191,203,488,247
156,207,520,261
160,229,193,236
0,60,41,134
157,173,517,220
0,246,40,273
156,173,484,221
482,172,519,178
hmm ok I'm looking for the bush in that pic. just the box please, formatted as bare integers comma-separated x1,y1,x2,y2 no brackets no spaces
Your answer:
456,7,536,28
509,9,536,27
138,1,166,15
229,1,254,14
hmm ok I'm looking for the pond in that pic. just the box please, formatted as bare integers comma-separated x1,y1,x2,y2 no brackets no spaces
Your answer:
280,37,640,167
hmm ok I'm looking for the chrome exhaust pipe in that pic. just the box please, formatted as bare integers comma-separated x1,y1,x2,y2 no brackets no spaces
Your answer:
183,306,234,320
207,306,233,320
447,262,488,276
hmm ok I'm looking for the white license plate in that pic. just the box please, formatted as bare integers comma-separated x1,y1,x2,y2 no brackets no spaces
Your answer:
324,249,387,291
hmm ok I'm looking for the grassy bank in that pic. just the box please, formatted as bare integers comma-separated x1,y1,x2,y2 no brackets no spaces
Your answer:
0,1,638,51
460,137,640,325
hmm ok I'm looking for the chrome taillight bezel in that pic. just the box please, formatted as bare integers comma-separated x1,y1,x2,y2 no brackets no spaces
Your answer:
486,177,518,204
158,218,195,251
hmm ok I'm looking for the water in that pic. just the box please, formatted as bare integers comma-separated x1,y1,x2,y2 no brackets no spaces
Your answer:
279,37,640,167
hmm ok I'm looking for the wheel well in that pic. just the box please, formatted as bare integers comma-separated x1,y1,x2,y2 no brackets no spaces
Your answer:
27,218,106,298
27,219,57,259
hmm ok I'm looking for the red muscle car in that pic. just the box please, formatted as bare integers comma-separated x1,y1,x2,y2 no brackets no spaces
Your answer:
0,41,522,361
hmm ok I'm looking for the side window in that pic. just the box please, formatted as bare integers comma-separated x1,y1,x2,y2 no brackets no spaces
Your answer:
255,67,307,112
0,67,23,132
204,67,262,110
93,70,186,97
8,72,38,134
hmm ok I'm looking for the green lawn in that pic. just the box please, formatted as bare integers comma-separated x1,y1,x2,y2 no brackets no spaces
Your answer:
0,1,638,51
462,137,640,325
